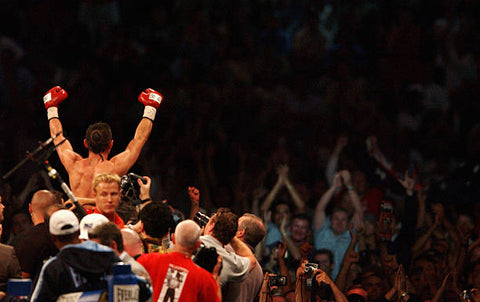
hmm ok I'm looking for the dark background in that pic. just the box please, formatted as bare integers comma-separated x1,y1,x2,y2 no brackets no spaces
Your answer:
1,0,479,226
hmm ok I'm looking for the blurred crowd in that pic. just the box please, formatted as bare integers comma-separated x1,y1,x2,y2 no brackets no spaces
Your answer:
1,0,480,301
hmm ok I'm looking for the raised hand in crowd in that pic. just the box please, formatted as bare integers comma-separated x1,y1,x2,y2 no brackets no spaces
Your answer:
138,175,152,203
188,186,200,220
384,265,409,301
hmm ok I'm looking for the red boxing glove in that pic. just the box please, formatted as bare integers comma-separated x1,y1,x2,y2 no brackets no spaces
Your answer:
43,86,68,120
138,88,163,121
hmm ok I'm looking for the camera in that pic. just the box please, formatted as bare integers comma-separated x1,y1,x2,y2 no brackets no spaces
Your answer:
193,244,220,274
304,263,319,288
120,173,147,204
194,212,210,228
304,262,319,276
269,275,287,287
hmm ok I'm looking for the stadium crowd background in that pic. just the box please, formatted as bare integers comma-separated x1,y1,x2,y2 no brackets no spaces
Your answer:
0,0,479,257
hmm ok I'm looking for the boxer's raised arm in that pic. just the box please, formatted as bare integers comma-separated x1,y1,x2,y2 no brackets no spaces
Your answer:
111,88,162,175
44,86,82,172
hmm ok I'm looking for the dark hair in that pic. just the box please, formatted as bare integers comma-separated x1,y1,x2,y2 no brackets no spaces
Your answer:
239,213,265,247
271,201,293,214
331,207,351,219
314,248,334,264
139,202,175,239
291,213,311,228
90,222,124,252
85,122,112,154
211,208,238,245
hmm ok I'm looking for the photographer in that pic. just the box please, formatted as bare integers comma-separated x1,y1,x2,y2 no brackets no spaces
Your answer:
295,260,348,302
258,272,289,302
117,173,152,226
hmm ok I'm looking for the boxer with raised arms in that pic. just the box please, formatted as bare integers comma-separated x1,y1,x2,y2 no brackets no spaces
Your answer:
42,86,162,208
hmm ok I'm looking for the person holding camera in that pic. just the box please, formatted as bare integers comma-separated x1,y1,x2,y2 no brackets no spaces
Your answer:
295,260,348,302
258,272,289,302
200,208,258,294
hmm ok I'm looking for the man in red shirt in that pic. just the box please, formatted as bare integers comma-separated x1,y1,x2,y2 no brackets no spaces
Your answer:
138,220,220,302
88,172,125,229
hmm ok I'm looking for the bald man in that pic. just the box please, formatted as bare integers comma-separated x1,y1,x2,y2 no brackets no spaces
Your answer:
15,190,60,282
29,190,60,225
121,228,144,260
138,220,220,302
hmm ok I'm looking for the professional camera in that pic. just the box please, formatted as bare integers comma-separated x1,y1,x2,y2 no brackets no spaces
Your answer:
194,211,210,228
193,244,220,274
120,173,147,204
269,275,287,287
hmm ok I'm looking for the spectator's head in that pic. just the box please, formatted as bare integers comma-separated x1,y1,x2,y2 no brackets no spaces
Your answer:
85,122,112,154
289,213,311,243
205,208,238,245
139,201,174,240
237,213,266,248
89,222,123,254
49,209,80,249
457,213,475,238
352,170,368,194
92,173,121,218
360,268,386,302
272,202,292,226
346,287,367,302
173,219,202,252
330,207,349,235
313,249,334,276
11,211,32,236
79,213,109,241
412,255,438,284
121,228,144,258
363,214,377,236
30,190,60,225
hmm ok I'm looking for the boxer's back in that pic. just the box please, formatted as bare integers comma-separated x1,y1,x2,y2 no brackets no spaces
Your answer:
70,157,116,199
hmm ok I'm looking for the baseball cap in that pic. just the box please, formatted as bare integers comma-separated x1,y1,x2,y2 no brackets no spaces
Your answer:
49,210,79,236
79,214,109,240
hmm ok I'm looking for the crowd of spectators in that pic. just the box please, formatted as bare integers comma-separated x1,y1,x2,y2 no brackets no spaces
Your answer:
1,0,480,301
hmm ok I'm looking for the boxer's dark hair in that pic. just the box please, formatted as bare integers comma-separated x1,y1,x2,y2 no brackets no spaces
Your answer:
86,122,112,154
